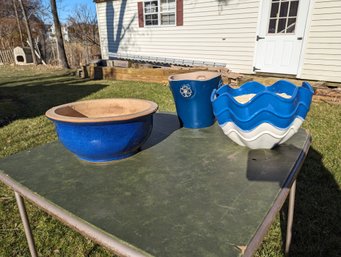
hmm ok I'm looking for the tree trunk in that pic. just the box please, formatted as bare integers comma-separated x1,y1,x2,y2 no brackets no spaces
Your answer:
12,0,24,47
50,0,69,68
18,0,37,64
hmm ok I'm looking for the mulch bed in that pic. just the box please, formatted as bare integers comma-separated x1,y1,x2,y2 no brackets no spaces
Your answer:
313,86,341,104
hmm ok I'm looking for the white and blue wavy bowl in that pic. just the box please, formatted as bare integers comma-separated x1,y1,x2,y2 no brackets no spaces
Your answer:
211,80,314,149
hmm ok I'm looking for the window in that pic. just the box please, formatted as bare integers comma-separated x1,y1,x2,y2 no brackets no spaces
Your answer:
268,0,299,34
144,0,176,26
144,1,159,26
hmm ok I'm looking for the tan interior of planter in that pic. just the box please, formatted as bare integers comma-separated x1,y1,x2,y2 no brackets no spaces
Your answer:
234,93,292,104
168,71,220,82
46,99,158,123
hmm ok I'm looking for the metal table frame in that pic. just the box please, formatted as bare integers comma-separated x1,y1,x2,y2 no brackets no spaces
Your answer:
0,137,310,257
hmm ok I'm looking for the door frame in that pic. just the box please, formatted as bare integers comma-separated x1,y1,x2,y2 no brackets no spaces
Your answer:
252,0,315,77
296,0,315,78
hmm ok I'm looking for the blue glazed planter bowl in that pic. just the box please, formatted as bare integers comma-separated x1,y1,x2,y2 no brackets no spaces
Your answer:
46,99,158,162
169,71,222,128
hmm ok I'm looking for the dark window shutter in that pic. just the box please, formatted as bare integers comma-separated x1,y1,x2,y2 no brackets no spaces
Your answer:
176,0,183,26
138,2,144,27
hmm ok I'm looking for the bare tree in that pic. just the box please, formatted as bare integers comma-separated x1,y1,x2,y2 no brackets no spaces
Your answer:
67,4,100,47
50,0,69,68
18,0,37,64
12,0,24,47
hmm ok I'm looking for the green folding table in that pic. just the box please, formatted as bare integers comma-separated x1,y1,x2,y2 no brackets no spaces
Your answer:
0,113,311,257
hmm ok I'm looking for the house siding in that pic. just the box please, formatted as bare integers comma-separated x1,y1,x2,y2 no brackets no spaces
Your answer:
96,0,260,73
300,0,341,82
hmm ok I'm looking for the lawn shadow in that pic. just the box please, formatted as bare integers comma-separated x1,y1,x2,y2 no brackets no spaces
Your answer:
0,72,75,87
0,76,108,125
280,147,341,257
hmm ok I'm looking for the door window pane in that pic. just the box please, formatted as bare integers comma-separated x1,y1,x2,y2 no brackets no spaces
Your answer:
268,0,299,34
268,19,277,33
277,18,286,33
279,1,289,17
270,2,279,18
289,1,299,17
286,18,296,33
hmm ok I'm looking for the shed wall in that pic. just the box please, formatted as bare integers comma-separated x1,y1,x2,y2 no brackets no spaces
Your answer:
96,0,260,73
300,0,341,82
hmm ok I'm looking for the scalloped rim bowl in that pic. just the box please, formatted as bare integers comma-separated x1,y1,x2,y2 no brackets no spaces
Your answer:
211,80,314,149
211,80,313,130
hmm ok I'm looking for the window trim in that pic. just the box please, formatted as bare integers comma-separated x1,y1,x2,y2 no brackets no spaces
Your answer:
143,0,177,27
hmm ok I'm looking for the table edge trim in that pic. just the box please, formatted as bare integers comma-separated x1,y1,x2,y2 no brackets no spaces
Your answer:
243,133,311,257
0,172,153,257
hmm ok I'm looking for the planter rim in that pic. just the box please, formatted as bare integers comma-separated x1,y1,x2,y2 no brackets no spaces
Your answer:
168,71,221,82
45,98,158,123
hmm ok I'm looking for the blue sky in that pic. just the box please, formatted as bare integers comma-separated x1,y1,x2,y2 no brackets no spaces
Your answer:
43,0,97,22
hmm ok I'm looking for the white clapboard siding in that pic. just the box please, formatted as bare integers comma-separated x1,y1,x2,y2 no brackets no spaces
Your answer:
300,0,341,82
96,0,260,73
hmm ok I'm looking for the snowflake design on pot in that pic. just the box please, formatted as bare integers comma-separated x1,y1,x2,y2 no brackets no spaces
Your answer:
180,84,193,98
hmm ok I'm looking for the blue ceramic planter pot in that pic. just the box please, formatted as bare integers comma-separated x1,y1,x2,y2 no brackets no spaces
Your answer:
169,71,222,128
46,99,158,162
211,80,314,130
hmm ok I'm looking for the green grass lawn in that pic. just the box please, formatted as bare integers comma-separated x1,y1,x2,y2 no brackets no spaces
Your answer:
0,66,340,257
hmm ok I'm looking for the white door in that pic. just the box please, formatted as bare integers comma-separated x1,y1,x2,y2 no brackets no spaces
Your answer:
255,0,310,75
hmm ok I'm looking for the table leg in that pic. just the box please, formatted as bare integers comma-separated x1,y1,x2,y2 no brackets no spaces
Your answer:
285,179,297,256
14,191,38,257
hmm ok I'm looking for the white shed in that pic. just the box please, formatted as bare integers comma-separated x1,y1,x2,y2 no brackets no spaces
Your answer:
94,0,341,83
